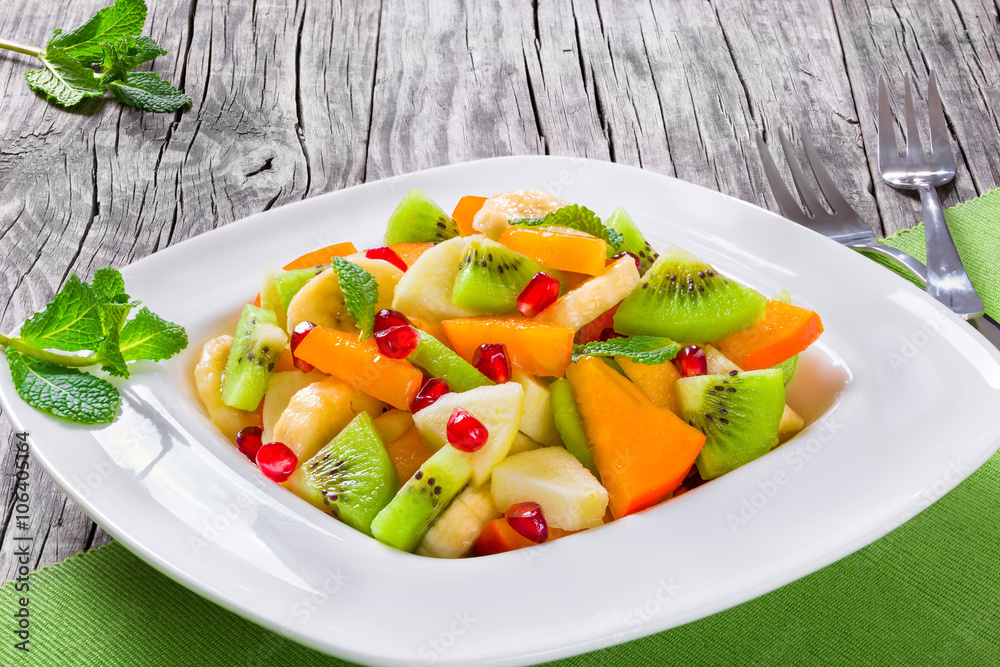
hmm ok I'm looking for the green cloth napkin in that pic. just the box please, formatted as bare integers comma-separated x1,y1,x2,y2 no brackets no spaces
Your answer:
4,192,1000,666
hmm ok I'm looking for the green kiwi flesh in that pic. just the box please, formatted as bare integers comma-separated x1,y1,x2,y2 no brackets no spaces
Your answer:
676,368,785,479
774,355,798,385
614,244,767,342
451,237,549,313
287,412,398,535
370,445,473,552
274,265,329,309
604,207,658,274
406,331,494,392
384,188,460,244
220,304,288,410
548,378,599,478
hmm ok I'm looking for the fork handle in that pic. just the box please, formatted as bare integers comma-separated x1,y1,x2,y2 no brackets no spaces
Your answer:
847,240,928,288
918,184,985,319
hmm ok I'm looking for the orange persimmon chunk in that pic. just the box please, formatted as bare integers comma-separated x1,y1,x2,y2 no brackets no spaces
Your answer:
717,300,823,370
566,357,705,519
386,242,434,268
283,242,358,270
293,327,423,410
452,196,488,237
441,316,574,378
498,226,607,275
473,518,573,556
385,425,435,485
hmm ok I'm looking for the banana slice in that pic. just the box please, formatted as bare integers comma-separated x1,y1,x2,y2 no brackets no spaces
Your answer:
417,484,500,558
273,376,385,462
472,190,568,239
261,369,327,442
285,257,403,333
193,335,260,441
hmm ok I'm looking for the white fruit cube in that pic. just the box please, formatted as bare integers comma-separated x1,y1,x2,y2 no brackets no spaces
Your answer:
491,447,608,531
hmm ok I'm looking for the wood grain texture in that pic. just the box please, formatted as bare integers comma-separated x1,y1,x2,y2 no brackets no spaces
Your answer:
0,0,999,580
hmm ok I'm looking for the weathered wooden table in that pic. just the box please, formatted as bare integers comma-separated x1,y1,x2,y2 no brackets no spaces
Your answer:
1,0,998,582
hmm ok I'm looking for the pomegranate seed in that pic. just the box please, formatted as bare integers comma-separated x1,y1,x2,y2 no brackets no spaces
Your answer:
612,251,642,273
446,408,489,452
290,320,317,372
505,502,548,543
235,426,264,461
256,442,298,482
575,304,620,344
472,343,511,383
599,327,623,341
366,246,408,272
674,345,707,377
374,324,419,359
374,308,411,333
411,378,450,413
516,272,561,317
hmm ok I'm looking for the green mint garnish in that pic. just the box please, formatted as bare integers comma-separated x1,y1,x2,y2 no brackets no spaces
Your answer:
18,275,104,352
572,336,682,365
119,307,188,362
1,0,190,113
510,204,624,250
0,268,187,425
6,349,119,425
331,258,379,341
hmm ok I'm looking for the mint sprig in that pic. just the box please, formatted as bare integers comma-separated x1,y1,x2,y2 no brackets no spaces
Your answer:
332,258,379,341
510,205,624,250
572,336,682,365
1,268,187,425
0,0,190,113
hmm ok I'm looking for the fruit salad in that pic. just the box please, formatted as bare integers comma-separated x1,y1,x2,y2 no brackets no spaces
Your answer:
193,188,824,557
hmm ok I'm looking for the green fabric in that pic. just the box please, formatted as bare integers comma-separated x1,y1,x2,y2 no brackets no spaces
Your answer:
879,187,1000,317
4,192,1000,666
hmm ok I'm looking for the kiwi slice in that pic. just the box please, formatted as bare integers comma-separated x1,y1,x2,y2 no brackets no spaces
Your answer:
287,412,398,535
549,378,598,477
370,445,473,552
220,304,288,411
451,237,551,313
384,188,460,245
274,265,328,309
407,331,494,392
676,368,785,480
604,207,658,274
774,355,798,385
614,244,767,342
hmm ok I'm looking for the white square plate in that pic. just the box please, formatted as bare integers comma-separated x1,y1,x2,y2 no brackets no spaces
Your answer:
3,156,1000,666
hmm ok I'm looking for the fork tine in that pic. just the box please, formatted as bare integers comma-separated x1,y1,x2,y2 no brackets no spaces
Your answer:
877,75,898,168
799,128,853,215
778,129,826,218
904,74,923,157
755,131,807,222
927,71,953,160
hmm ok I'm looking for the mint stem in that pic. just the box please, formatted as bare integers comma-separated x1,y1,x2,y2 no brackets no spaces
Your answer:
0,334,102,367
0,38,43,58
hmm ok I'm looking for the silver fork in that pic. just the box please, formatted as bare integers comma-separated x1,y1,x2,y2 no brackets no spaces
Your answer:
877,72,985,320
755,128,928,286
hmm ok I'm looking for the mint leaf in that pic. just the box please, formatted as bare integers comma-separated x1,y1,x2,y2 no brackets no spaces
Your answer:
7,348,119,425
92,267,130,305
332,258,379,341
119,307,187,362
572,336,682,364
510,205,624,250
25,48,104,107
98,303,133,377
108,72,191,112
19,275,103,352
99,35,165,85
48,0,147,64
